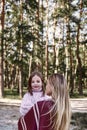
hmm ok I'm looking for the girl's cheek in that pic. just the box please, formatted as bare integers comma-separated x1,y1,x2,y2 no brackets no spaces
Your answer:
39,82,42,87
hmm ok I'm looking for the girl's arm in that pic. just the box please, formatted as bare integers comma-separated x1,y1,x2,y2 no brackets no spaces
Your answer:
20,93,31,116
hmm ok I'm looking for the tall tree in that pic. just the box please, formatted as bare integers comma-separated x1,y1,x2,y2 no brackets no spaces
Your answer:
0,0,5,98
18,0,23,98
76,0,83,95
45,0,49,80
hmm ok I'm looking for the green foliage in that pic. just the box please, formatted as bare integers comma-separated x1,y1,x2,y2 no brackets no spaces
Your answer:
4,87,27,99
70,89,87,98
0,0,87,98
4,88,20,99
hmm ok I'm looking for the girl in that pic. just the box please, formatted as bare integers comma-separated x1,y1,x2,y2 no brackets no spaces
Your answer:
20,70,51,116
18,73,71,130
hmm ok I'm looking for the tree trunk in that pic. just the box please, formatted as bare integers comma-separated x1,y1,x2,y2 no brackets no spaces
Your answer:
19,0,23,98
41,0,44,74
76,0,83,95
28,56,32,77
31,0,40,71
45,0,49,80
67,18,74,95
0,0,5,98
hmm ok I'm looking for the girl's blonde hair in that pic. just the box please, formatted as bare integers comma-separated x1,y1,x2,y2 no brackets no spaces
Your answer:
48,73,71,130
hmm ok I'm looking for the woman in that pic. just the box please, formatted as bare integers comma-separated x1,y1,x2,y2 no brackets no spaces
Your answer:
45,73,71,130
18,73,71,130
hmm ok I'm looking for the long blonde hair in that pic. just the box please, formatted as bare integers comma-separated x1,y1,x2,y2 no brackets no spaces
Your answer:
48,73,71,130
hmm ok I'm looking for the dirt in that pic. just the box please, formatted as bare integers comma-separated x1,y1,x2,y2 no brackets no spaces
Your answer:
0,105,87,130
0,105,20,130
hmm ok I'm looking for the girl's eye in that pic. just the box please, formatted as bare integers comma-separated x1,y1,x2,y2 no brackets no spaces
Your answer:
32,81,34,83
37,80,40,83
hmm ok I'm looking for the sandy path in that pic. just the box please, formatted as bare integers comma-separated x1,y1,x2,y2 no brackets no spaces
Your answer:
0,104,87,130
0,105,74,130
0,105,20,130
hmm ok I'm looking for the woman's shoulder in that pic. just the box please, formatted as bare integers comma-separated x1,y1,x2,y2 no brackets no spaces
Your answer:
37,100,54,113
38,98,53,103
38,99,54,106
44,94,52,100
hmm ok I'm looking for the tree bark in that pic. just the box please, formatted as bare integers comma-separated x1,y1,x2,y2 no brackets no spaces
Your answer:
19,0,23,98
76,0,83,95
45,0,49,80
0,0,5,98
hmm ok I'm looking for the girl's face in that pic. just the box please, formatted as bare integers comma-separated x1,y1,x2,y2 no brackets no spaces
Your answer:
46,80,52,96
31,75,42,92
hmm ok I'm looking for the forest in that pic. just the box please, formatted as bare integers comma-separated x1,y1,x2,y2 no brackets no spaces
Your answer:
0,0,87,98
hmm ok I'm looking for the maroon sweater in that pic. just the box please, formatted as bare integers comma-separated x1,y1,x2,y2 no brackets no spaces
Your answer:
18,100,54,130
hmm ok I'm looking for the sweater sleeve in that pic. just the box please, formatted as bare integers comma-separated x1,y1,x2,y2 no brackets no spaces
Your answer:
20,93,32,116
39,101,54,130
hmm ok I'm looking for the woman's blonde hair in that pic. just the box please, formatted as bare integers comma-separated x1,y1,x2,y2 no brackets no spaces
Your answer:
48,73,71,130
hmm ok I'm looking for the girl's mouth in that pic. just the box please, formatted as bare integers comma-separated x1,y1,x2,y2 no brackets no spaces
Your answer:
33,86,39,88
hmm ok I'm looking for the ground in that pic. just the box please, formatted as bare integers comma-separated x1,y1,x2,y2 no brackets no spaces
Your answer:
0,105,20,130
0,98,87,130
